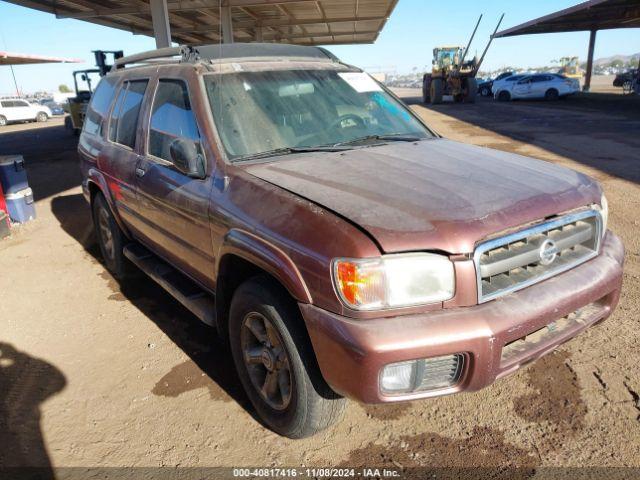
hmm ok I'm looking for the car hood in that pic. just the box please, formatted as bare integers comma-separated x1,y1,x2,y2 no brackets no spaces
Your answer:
240,138,600,254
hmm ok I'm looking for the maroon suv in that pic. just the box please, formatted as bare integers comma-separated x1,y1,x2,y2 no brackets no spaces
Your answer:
79,44,624,438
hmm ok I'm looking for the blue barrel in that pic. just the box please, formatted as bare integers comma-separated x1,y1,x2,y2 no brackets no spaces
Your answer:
0,155,29,194
5,187,36,223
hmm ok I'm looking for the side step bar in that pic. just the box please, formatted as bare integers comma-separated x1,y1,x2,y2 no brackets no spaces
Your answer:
123,243,216,327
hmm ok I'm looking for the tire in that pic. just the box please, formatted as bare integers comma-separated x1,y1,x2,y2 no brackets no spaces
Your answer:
480,86,491,97
497,90,511,102
430,78,444,105
92,193,129,279
229,277,346,438
36,112,48,122
545,89,559,101
0,115,6,126
465,78,477,103
422,77,430,104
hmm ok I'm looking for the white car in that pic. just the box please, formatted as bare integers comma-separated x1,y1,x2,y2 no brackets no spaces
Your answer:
0,98,52,126
494,74,580,101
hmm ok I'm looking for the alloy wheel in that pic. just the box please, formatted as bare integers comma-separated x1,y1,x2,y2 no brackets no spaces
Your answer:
241,311,292,411
98,207,115,260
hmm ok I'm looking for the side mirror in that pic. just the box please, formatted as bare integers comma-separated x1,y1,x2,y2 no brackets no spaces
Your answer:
169,138,205,178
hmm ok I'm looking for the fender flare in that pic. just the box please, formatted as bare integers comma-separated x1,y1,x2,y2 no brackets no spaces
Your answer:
217,228,312,304
86,168,132,238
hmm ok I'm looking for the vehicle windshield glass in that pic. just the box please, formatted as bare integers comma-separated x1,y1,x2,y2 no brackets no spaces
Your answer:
204,69,433,161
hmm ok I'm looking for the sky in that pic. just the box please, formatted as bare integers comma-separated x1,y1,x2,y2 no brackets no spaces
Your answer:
1,0,639,94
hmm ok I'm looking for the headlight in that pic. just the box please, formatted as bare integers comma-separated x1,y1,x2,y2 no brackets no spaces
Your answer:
332,253,455,310
600,194,608,234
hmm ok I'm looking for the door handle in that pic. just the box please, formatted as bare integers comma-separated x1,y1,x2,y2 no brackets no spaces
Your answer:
135,167,146,178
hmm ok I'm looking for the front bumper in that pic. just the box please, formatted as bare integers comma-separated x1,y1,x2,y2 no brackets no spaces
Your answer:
300,231,624,403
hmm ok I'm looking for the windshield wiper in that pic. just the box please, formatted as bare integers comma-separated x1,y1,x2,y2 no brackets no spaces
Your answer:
334,133,424,147
235,145,350,162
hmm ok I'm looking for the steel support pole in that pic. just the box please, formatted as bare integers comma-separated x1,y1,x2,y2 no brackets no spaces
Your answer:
221,5,234,43
583,29,597,92
150,0,172,48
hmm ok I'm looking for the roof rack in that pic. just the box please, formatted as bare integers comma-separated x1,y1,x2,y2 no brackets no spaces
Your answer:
113,43,339,70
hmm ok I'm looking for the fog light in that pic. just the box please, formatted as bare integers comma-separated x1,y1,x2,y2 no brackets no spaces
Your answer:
380,360,415,393
380,354,464,395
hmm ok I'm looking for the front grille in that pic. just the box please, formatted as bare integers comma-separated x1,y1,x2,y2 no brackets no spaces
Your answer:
500,302,603,366
474,209,602,302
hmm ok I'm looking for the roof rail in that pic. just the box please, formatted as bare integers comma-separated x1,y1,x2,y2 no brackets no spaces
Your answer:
112,43,339,71
113,46,192,70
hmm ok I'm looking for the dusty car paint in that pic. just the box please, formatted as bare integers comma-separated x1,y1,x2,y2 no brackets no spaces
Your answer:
79,51,623,406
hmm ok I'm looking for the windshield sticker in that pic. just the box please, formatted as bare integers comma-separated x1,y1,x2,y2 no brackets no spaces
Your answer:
338,72,383,93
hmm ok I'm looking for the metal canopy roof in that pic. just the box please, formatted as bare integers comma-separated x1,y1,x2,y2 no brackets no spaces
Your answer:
6,0,399,46
0,51,83,65
495,0,640,37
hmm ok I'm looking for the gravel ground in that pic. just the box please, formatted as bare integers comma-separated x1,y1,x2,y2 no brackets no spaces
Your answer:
0,92,639,478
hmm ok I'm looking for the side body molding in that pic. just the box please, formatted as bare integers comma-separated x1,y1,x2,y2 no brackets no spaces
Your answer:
218,228,313,304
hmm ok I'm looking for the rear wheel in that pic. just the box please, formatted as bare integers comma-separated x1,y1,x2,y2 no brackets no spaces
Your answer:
36,112,48,122
229,277,346,438
92,193,129,279
0,115,6,126
497,90,511,102
480,86,491,97
545,88,559,101
430,78,444,105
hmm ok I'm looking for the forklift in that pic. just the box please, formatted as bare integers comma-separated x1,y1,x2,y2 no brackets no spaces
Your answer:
64,50,123,135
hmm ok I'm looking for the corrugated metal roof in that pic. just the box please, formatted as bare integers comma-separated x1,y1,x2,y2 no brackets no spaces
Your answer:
6,0,399,45
495,0,640,37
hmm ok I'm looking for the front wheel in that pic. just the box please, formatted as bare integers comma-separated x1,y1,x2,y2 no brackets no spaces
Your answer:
36,112,48,122
229,277,346,438
497,90,511,102
480,86,491,97
0,115,6,126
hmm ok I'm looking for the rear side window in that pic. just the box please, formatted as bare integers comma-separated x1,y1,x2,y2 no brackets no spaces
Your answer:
84,77,117,136
109,80,148,149
148,79,202,162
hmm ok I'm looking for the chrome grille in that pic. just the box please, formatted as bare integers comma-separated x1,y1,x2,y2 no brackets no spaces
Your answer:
474,210,602,303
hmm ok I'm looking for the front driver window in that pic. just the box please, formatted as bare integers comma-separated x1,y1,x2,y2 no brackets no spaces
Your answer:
148,79,202,163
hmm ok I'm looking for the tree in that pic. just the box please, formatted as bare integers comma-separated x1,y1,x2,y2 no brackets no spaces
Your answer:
58,84,72,93
609,59,624,69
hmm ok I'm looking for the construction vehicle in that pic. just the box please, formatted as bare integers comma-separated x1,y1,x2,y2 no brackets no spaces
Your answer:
64,50,123,135
423,14,504,105
557,56,584,82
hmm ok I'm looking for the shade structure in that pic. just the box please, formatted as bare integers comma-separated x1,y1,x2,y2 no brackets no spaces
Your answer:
5,0,400,46
0,51,83,65
494,0,640,91
495,0,640,37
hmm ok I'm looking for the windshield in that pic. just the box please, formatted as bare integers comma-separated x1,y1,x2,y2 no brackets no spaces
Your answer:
204,69,433,161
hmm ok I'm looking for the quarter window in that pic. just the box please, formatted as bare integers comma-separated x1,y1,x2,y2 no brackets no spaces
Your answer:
109,80,148,149
83,77,117,136
149,79,202,162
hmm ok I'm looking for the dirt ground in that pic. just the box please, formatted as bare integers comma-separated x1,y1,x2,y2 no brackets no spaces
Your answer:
1,90,639,477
